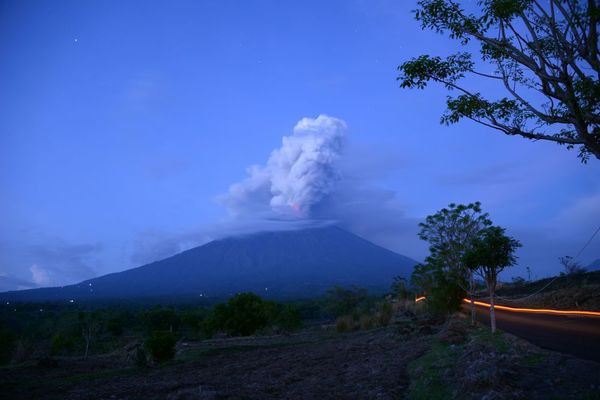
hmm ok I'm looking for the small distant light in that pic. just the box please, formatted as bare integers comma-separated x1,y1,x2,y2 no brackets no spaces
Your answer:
199,293,203,297
5,302,9,305
69,299,74,303
265,287,268,291
89,283,92,286
39,309,44,312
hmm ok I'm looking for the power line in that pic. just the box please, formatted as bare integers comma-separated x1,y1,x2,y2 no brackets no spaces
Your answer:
496,224,600,302
573,224,600,261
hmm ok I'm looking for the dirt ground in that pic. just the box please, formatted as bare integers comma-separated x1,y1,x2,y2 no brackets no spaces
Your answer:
0,326,429,400
1,316,599,400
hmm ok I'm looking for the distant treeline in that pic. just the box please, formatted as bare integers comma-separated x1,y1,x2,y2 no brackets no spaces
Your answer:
0,286,387,365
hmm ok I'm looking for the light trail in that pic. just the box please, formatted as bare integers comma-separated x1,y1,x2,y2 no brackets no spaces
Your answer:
462,298,600,317
413,296,600,317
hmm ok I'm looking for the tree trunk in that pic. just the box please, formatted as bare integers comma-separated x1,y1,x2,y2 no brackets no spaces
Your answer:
84,337,90,359
469,273,475,325
490,289,496,333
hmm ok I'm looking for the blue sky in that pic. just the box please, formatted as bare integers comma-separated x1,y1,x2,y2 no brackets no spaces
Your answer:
1,0,599,290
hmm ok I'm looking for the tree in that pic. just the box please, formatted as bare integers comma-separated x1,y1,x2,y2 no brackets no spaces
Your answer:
142,308,180,334
275,304,303,333
411,257,466,317
79,312,100,359
464,226,522,333
145,331,177,363
209,293,272,336
418,202,492,323
398,0,600,162
391,276,411,300
325,286,370,317
559,255,587,275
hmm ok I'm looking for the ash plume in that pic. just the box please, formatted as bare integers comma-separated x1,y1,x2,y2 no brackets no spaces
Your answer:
220,115,347,218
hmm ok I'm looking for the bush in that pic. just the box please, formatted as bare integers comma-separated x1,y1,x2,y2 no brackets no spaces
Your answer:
203,295,304,337
359,314,374,330
145,331,177,363
276,304,302,333
135,347,148,368
210,293,271,336
107,317,124,337
50,331,77,356
377,302,393,326
335,315,355,333
325,286,369,317
142,308,180,334
412,262,466,317
0,329,16,365
179,308,208,336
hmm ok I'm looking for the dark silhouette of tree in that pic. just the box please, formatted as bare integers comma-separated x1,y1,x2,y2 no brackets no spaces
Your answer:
325,286,370,317
418,202,492,323
391,276,410,300
559,255,587,275
464,226,521,333
79,312,100,359
398,0,600,162
410,257,466,316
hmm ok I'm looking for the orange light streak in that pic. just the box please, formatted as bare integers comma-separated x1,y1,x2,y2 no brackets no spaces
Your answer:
461,298,600,317
413,296,600,317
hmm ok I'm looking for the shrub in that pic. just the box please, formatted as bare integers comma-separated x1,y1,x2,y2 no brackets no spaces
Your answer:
135,347,148,368
142,308,180,334
359,314,374,330
179,308,208,336
0,329,16,365
335,315,355,333
107,317,124,337
50,331,77,356
211,293,271,336
377,302,393,326
145,331,177,363
276,304,302,333
326,286,369,317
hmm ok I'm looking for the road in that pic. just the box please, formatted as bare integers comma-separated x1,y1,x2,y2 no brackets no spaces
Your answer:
466,302,600,362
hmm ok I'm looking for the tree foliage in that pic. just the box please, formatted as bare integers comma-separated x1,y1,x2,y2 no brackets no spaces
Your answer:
465,226,521,285
464,225,521,332
558,255,587,275
324,286,370,317
207,292,275,337
414,202,496,320
411,258,466,316
145,331,177,363
142,308,180,334
418,202,492,283
398,0,600,162
391,276,411,300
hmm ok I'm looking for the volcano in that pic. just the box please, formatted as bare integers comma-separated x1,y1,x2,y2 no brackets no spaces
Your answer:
1,226,417,302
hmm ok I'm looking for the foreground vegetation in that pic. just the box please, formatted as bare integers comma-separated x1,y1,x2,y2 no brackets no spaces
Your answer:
1,304,598,400
406,316,600,400
0,286,391,366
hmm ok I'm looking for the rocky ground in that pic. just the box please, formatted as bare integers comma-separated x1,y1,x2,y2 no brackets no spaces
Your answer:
1,314,599,400
408,316,600,399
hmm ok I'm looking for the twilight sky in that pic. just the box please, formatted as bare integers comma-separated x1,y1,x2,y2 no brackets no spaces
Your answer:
1,0,599,291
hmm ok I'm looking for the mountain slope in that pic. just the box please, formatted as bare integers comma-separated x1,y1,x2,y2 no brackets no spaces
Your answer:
0,226,417,302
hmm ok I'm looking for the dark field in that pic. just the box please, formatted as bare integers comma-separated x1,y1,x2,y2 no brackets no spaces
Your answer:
2,315,599,400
